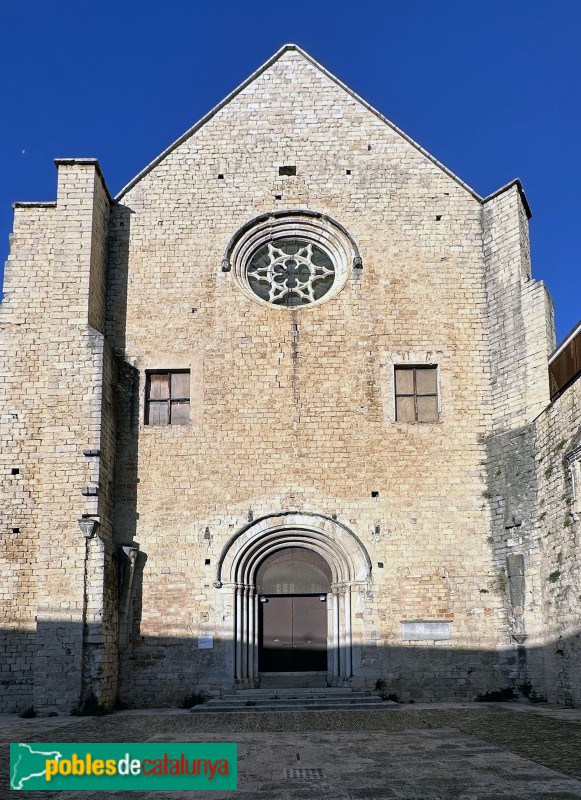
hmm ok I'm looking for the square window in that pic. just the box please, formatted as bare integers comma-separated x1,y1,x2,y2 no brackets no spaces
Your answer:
394,365,439,423
145,370,190,426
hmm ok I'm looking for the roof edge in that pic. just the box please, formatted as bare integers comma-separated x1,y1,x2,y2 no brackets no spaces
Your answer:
115,43,484,203
288,45,483,203
115,44,297,200
483,178,532,219
549,318,581,364
54,158,113,203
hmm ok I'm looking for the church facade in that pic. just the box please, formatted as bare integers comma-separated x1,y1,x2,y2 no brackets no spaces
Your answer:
1,45,580,714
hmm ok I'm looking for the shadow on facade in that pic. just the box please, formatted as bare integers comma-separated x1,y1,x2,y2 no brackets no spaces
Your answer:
2,623,580,714
107,204,133,355
107,200,142,585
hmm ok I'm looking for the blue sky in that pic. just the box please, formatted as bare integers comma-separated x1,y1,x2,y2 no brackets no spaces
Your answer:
1,0,579,342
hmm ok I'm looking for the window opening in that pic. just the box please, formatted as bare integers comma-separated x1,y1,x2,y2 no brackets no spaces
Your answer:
395,365,439,423
145,371,190,426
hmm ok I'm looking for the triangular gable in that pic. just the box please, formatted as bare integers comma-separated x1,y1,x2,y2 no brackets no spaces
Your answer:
116,44,484,202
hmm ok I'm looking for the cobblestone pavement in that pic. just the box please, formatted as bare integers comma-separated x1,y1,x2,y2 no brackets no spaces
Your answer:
2,703,581,799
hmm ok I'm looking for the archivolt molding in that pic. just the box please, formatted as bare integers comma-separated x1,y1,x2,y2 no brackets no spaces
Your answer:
215,512,371,588
222,210,361,309
217,512,371,686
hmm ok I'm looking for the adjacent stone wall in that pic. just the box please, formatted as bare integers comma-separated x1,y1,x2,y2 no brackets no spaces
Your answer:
0,203,56,712
482,184,554,431
484,422,547,699
0,162,117,713
483,372,581,706
534,378,581,706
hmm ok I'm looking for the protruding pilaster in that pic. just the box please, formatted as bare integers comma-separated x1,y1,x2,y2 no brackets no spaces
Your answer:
33,160,116,714
483,180,555,429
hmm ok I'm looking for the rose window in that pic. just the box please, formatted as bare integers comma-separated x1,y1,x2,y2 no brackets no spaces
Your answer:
225,210,361,310
246,238,335,307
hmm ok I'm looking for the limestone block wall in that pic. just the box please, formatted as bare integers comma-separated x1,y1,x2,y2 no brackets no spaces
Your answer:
482,184,554,432
483,372,581,706
534,378,581,706
107,48,512,705
32,162,118,714
2,45,574,710
483,422,547,698
0,204,56,712
0,162,118,713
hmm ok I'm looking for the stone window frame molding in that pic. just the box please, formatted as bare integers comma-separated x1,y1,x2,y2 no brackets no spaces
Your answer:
222,209,362,310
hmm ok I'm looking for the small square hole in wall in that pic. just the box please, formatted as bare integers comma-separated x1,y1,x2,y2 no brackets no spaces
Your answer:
279,165,296,176
204,559,211,565
11,468,19,475
218,173,224,179
12,528,20,534
346,169,352,175
371,491,379,497
274,194,282,200
377,562,384,569
435,215,442,221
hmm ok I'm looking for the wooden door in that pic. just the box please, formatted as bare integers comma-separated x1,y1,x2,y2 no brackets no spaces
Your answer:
292,595,327,671
260,596,293,672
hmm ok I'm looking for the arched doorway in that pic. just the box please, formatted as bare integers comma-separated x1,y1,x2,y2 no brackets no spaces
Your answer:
257,547,331,672
215,512,371,688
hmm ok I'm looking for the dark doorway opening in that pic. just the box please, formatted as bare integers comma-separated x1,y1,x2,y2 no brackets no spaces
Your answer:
258,594,327,672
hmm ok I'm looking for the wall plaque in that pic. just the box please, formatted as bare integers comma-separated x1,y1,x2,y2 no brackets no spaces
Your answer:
402,621,451,641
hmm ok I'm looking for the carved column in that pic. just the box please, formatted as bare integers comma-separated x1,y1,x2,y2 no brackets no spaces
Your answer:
331,587,340,681
234,585,243,682
344,585,352,679
247,587,257,685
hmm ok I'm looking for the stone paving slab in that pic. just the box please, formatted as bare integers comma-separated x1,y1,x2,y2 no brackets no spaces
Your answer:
1,704,581,799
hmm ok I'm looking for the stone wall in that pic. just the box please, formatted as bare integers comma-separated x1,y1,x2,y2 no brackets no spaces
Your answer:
482,184,554,431
0,162,118,713
1,45,577,710
108,48,519,704
534,378,581,706
484,422,546,698
0,203,55,712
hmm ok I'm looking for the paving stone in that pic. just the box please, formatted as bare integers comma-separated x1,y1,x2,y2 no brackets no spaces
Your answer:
2,705,581,799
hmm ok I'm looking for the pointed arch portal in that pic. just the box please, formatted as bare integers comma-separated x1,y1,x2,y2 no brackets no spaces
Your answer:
215,512,371,687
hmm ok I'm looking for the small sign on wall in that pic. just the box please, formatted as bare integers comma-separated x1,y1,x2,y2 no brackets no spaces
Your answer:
197,636,214,649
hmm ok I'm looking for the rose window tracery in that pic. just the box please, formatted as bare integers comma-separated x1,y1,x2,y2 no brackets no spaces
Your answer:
247,238,335,307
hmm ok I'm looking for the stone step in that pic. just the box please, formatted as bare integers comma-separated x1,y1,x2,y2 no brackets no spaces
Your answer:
218,692,377,703
191,690,398,713
258,674,329,689
205,695,382,707
191,699,396,713
223,689,368,699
